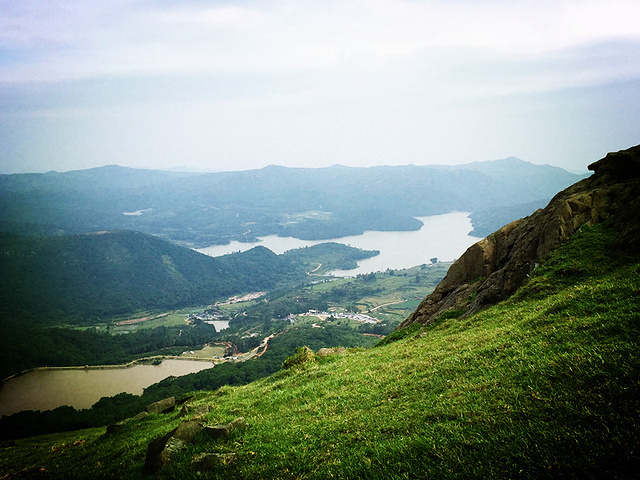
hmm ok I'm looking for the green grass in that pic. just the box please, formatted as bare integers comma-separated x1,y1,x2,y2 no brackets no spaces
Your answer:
2,224,638,479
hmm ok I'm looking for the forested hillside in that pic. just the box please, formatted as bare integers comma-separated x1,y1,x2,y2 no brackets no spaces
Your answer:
0,231,377,324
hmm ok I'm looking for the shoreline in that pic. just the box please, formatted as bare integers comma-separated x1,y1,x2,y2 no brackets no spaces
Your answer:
1,355,220,383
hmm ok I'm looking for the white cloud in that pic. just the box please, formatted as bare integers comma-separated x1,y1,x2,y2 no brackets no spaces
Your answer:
0,0,639,173
2,0,640,81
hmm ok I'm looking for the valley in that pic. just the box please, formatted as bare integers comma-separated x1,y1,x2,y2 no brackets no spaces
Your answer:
0,147,638,479
0,262,451,421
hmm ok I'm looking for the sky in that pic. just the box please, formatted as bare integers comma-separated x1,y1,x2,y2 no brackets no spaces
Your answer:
1,0,639,174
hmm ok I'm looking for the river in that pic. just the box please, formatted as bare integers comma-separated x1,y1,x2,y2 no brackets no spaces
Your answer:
0,359,214,417
197,211,483,276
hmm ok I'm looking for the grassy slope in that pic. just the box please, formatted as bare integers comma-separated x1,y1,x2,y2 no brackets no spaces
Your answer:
1,224,638,479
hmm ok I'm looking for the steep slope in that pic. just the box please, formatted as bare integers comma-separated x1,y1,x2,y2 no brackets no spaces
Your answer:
1,221,638,479
400,144,640,328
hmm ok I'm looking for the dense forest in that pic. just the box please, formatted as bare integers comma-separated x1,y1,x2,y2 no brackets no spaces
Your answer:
0,232,377,324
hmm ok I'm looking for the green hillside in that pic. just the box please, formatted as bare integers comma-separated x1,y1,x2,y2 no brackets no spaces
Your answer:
0,230,292,323
0,231,377,324
2,223,637,479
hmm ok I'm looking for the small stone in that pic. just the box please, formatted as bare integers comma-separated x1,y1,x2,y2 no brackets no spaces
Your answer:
229,417,248,430
204,424,231,439
191,452,237,472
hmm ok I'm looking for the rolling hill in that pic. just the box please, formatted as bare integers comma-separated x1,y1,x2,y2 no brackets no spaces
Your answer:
0,230,376,324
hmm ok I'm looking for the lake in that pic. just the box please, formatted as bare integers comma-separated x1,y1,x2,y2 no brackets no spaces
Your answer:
0,359,214,416
197,211,483,276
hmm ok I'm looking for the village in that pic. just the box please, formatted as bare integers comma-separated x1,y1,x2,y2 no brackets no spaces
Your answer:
291,309,382,325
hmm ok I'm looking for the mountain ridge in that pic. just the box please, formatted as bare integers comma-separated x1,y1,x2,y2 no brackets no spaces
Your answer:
0,159,582,247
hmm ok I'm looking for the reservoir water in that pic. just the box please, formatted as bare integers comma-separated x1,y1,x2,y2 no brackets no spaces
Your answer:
0,360,214,417
198,211,483,276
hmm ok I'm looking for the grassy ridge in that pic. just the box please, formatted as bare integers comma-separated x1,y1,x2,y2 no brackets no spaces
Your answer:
1,224,638,479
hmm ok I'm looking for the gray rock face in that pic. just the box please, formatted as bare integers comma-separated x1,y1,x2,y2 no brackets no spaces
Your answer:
143,420,204,473
400,144,640,328
145,396,176,414
143,416,247,472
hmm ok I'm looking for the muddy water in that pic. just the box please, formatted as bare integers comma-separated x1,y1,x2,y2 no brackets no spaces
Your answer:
0,359,214,416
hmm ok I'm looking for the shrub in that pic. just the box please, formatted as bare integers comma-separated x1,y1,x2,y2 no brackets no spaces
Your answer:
282,346,316,370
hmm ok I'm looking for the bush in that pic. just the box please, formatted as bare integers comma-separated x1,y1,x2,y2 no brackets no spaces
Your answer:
282,346,316,370
436,308,466,320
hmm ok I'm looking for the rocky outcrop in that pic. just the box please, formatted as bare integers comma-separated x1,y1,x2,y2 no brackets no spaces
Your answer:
144,420,204,473
145,396,176,414
143,415,248,473
400,144,640,328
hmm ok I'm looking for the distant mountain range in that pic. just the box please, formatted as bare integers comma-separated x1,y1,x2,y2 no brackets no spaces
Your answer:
0,159,585,247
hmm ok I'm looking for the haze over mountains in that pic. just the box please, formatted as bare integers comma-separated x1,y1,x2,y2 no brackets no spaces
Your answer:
0,158,583,247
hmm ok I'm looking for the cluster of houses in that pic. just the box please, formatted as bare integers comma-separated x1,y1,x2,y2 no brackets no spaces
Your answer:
295,309,381,324
185,311,223,322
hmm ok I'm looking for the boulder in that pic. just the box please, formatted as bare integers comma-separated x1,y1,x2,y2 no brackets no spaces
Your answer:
143,420,204,473
204,417,248,439
132,411,149,421
145,396,175,414
173,420,204,443
143,428,178,473
204,424,232,439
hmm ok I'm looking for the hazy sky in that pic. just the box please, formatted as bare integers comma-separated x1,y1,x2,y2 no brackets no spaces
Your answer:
1,0,639,174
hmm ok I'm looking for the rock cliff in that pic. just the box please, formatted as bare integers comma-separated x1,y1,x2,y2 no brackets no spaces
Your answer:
400,144,640,328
